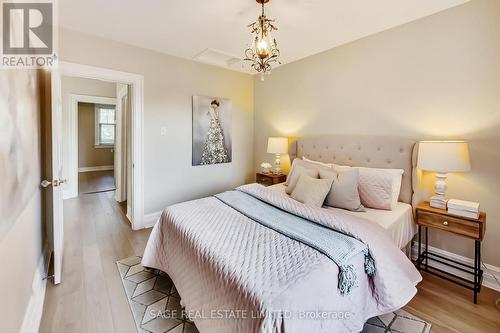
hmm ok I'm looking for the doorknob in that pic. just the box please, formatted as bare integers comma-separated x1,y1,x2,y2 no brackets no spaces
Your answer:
41,179,67,188
41,180,51,188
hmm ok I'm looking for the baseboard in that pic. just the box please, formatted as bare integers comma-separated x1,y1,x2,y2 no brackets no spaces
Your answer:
411,243,500,292
143,211,162,228
20,246,51,333
126,205,132,223
78,165,114,173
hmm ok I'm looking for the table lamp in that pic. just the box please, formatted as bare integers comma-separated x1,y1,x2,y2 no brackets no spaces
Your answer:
417,141,471,209
267,137,288,175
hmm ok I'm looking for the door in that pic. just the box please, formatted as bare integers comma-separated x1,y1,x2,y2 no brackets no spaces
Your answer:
41,67,65,284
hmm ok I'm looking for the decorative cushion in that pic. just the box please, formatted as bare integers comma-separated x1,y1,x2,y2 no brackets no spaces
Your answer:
285,165,319,194
319,169,365,212
356,167,404,210
285,158,332,186
291,174,333,208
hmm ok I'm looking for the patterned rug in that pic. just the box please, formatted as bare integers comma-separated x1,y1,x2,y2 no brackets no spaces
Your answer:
117,256,431,333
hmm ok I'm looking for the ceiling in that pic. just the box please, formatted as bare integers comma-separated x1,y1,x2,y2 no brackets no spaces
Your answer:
59,0,469,73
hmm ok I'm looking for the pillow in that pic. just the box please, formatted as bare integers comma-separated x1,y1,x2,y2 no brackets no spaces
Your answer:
286,158,332,186
319,169,365,212
285,165,319,194
302,156,333,168
356,167,404,210
291,174,333,208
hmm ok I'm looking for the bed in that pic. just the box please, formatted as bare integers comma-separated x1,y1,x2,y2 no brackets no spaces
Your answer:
142,135,422,333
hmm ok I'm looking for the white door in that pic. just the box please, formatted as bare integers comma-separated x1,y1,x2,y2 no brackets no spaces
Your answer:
48,68,65,284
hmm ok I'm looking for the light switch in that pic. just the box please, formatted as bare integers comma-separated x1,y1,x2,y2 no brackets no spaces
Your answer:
160,126,167,136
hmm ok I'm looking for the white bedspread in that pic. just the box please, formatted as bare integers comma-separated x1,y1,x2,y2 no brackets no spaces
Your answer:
270,184,416,249
142,184,421,333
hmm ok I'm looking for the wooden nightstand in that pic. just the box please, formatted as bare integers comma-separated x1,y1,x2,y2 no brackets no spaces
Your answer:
415,201,486,303
256,172,287,187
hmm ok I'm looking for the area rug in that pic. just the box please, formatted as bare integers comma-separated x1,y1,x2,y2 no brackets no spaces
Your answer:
117,256,431,333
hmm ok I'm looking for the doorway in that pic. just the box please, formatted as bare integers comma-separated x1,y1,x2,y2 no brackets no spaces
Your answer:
56,61,145,230
49,62,144,285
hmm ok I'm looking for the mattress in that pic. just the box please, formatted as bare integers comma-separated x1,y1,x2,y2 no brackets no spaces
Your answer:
269,184,416,249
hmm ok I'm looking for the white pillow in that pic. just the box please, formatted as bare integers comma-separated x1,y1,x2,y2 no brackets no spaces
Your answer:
302,156,333,168
291,174,333,208
286,158,331,186
333,164,404,210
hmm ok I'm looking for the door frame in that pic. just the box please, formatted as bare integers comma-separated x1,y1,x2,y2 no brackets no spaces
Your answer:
56,61,145,230
65,94,117,200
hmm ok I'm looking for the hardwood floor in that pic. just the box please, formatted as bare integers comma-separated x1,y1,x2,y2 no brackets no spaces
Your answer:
79,170,116,195
39,191,500,333
39,191,150,333
406,271,500,333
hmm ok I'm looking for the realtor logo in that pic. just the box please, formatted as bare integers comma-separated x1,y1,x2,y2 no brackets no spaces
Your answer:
1,0,57,68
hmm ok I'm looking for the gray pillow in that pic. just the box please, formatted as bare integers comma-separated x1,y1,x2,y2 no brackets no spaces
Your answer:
285,165,319,194
319,169,365,212
291,174,333,208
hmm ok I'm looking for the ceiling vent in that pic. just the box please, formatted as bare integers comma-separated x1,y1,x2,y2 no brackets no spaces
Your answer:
193,48,242,69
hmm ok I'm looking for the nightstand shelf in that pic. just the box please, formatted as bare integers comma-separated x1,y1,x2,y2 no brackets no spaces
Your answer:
256,172,286,187
415,202,486,304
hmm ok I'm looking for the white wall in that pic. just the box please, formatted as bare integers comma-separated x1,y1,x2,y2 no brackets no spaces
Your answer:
0,70,46,332
254,0,500,266
59,28,255,215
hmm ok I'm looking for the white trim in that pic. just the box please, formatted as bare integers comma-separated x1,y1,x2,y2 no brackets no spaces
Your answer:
78,165,114,173
143,211,163,228
20,246,50,333
94,103,117,147
59,61,145,230
411,243,500,292
65,94,117,200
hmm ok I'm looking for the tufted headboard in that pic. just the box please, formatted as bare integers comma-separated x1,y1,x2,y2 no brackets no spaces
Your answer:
289,135,418,205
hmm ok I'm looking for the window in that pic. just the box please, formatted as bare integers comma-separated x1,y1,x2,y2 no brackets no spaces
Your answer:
95,104,116,147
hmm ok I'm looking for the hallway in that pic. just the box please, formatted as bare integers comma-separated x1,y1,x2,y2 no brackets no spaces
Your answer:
79,170,116,195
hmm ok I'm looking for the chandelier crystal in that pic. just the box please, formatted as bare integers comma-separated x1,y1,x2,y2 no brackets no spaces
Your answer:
244,0,281,80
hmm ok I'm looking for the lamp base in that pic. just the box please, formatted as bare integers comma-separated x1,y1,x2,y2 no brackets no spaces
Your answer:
273,154,282,175
430,173,449,209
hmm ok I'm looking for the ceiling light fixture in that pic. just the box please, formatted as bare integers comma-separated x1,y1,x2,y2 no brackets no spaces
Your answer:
244,0,281,81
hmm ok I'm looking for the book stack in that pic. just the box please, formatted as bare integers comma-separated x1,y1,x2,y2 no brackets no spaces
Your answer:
430,196,448,210
447,199,480,219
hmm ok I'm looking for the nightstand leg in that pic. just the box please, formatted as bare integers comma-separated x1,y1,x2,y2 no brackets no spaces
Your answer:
417,226,421,270
425,227,429,270
474,240,480,304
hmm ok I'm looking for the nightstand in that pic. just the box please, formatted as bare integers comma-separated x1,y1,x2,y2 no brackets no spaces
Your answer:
415,201,486,303
256,172,287,187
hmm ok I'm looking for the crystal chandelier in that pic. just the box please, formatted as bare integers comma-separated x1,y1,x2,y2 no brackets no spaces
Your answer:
244,0,281,80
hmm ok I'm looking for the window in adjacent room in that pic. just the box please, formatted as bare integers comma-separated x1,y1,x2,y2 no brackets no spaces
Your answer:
95,104,116,147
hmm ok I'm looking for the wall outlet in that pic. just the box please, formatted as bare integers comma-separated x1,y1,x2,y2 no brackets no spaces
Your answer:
160,126,167,136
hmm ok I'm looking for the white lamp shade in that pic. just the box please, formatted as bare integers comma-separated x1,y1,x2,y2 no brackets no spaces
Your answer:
267,137,288,154
417,141,471,173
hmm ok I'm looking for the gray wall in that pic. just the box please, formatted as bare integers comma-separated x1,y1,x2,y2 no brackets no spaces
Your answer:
78,102,114,168
59,28,255,214
254,0,500,266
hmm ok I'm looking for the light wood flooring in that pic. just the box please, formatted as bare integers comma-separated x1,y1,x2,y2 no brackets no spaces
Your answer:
79,170,116,195
40,191,500,333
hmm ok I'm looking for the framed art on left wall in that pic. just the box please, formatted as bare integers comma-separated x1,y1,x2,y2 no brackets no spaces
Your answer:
192,95,232,166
